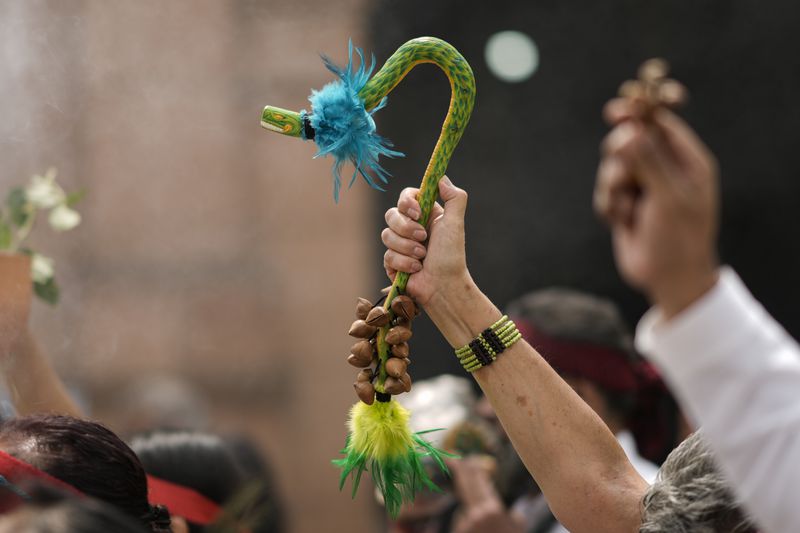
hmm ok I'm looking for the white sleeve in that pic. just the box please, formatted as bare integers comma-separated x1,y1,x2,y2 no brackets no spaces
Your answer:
635,267,800,533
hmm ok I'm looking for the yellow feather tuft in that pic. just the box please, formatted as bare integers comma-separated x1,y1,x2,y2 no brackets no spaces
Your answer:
348,401,414,461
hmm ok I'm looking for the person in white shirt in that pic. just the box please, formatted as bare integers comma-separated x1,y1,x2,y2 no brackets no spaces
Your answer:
596,92,800,532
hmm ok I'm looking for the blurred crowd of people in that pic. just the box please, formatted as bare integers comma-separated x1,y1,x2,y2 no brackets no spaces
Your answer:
0,299,286,531
2,42,799,533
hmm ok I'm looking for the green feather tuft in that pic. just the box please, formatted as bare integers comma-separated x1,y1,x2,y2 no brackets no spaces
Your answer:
332,401,455,518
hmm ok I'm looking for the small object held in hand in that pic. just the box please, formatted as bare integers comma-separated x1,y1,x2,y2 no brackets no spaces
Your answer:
355,297,373,320
390,295,418,321
354,381,376,405
391,343,410,358
366,306,391,327
618,58,687,118
349,319,377,338
385,326,412,345
385,357,408,378
638,58,668,84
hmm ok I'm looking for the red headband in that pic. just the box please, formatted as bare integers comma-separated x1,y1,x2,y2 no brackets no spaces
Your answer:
0,449,83,496
514,319,660,392
0,449,83,512
147,474,221,526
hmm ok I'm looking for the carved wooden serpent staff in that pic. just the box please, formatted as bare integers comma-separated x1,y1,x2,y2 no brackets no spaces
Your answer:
260,36,475,516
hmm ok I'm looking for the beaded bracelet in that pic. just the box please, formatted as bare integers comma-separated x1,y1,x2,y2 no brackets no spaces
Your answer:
455,315,522,373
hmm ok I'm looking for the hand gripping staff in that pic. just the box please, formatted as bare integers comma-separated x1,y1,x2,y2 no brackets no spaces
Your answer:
260,36,475,516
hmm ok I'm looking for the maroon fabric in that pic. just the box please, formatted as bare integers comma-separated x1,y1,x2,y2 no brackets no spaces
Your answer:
515,320,643,391
514,318,675,463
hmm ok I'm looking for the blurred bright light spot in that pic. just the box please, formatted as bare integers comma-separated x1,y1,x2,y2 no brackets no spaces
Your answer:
485,31,539,83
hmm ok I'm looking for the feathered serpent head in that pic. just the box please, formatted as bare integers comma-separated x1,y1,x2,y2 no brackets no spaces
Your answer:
307,41,403,202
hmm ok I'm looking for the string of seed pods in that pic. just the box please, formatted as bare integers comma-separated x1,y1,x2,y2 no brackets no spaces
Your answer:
618,58,688,116
347,293,419,404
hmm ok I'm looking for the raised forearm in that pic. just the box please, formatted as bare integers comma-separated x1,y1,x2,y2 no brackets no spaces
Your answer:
426,280,647,533
3,329,83,417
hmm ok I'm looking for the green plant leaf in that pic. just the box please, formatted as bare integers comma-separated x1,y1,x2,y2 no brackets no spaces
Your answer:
34,277,60,305
0,218,10,249
65,189,86,207
7,187,30,227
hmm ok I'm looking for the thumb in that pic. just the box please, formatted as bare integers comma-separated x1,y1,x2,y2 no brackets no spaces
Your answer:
439,175,468,222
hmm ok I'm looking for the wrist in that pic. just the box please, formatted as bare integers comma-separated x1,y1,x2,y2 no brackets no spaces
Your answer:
424,275,502,348
649,262,720,320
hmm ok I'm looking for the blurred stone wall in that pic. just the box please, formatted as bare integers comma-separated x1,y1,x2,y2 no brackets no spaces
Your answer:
1,1,382,532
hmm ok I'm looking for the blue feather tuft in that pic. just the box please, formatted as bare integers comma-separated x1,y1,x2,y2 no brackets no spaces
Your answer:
307,40,404,202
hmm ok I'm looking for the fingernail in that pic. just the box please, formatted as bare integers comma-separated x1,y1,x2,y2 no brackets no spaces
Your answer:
413,229,427,241
413,246,426,259
408,208,420,220
440,176,452,187
410,262,422,273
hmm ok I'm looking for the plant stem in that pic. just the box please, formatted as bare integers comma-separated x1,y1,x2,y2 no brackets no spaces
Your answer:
10,214,36,253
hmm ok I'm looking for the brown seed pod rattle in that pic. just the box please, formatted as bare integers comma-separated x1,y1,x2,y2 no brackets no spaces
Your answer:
618,58,688,119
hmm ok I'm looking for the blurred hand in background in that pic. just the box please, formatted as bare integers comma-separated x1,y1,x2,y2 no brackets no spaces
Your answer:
595,101,720,318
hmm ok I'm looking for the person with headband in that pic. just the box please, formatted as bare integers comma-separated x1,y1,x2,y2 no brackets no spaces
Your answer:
502,288,669,533
0,260,281,532
131,429,281,533
0,414,171,531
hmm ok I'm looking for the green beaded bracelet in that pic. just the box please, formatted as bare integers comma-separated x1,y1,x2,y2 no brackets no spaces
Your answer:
455,315,521,373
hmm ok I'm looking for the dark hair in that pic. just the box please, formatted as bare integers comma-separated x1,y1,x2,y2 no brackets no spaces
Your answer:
0,415,169,532
0,483,148,533
224,435,285,533
131,430,277,533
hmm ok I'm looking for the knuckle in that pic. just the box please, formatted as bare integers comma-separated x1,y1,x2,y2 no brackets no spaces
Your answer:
380,227,393,245
399,187,418,204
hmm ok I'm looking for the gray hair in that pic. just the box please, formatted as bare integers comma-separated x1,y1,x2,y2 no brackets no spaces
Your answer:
640,432,758,533
504,287,635,358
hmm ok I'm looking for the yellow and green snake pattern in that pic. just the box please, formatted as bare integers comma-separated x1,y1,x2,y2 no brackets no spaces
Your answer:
262,36,475,392
261,35,475,516
361,37,476,392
